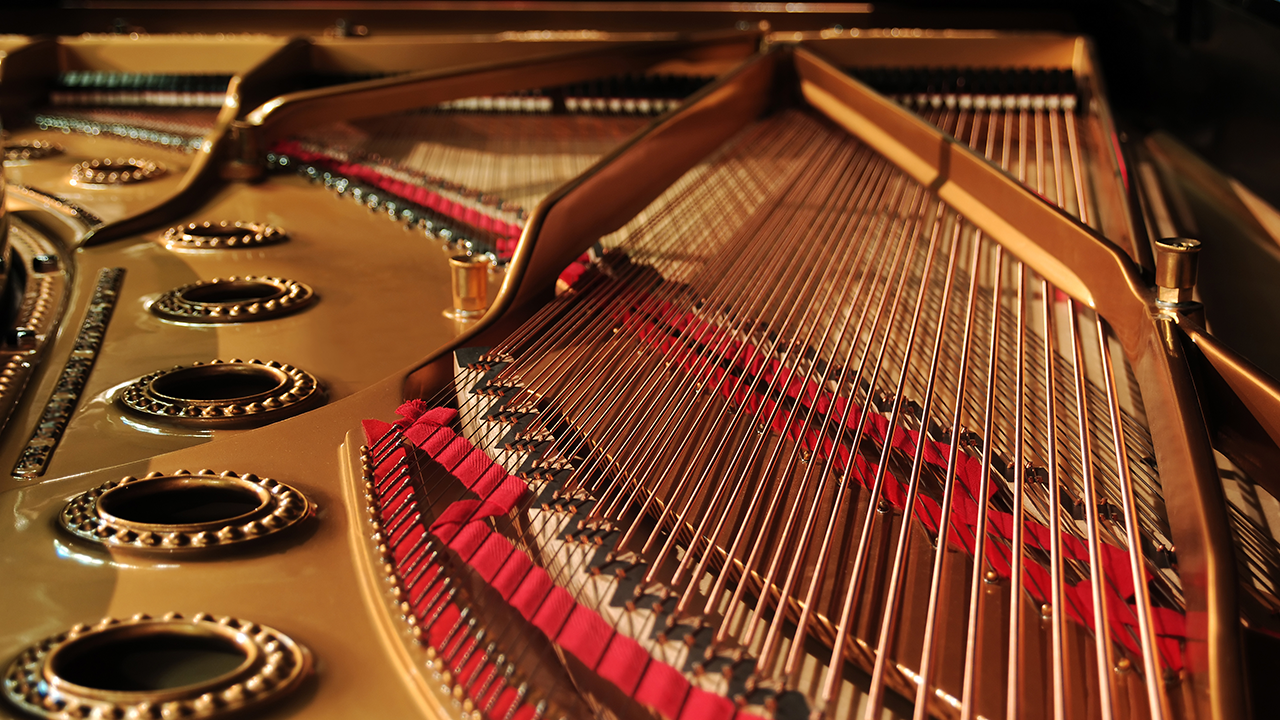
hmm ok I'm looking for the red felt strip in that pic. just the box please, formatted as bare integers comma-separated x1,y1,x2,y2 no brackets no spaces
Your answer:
270,141,523,241
365,409,762,720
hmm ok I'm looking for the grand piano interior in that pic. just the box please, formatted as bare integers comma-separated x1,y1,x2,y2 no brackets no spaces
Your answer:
3,3,1280,720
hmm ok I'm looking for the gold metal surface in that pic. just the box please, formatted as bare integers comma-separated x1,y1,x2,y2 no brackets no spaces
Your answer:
0,163,490,485
0,376,422,720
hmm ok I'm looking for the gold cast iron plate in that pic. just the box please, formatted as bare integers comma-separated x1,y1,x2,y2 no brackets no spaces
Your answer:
69,157,165,186
150,276,315,324
59,469,311,552
2,613,311,719
118,358,324,429
161,221,286,251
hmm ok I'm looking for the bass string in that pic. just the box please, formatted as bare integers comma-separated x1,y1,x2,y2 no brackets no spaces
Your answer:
1006,259,1029,720
507,118,825,450
495,128,826,502
1042,272,1071,720
594,139,891,542
371,109,921,712
524,121,936,696
829,88,1172,712
609,148,921,671
967,96,1121,717
836,109,1002,715
764,178,941,681
588,120,952,666
628,148,913,600
471,120,788,497
485,117,807,389
1095,311,1175,719
844,168,976,715
730,162,937,667
1066,296,1120,720
890,101,1152,717
399,92,1172,712
655,142,906,600
679,155,912,631
860,222,998,712
543,123,871,512
969,100,1180,607
1036,101,1184,642
652,149,908,612
956,226,1005,720
907,284,1179,604
793,101,1172,718
774,186,961,676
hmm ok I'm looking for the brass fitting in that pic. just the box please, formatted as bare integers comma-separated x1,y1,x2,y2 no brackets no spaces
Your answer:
1154,237,1201,306
446,254,492,320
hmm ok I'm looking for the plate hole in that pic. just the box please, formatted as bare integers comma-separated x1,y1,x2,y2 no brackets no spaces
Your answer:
52,631,248,692
185,225,244,238
98,482,265,525
150,365,287,403
180,280,283,305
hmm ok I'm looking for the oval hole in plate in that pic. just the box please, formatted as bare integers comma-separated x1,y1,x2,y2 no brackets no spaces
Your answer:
179,280,284,305
182,224,242,239
98,482,266,525
50,630,249,693
150,365,287,403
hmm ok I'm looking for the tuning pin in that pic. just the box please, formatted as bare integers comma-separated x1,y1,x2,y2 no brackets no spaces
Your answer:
422,585,457,631
474,653,507,700
501,682,531,720
484,665,518,714
440,611,475,660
